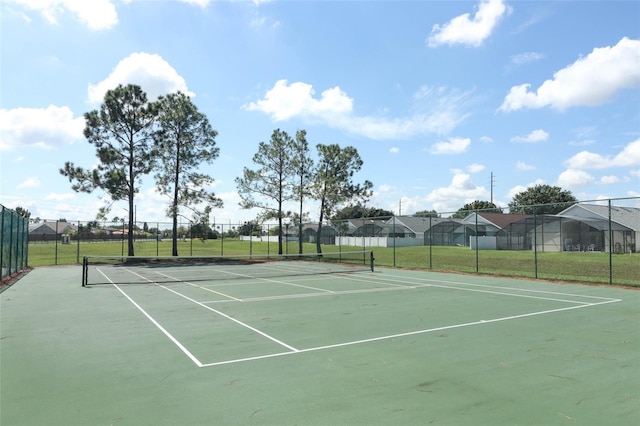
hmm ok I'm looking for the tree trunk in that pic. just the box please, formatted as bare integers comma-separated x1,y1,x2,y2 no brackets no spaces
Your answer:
172,143,181,257
316,196,325,255
127,157,135,257
171,213,178,257
127,197,135,257
298,180,303,255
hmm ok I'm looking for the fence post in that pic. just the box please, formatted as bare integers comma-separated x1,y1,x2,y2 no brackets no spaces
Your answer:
392,216,396,267
608,199,613,285
220,224,224,256
428,215,433,269
21,214,27,270
474,210,479,273
9,211,14,276
76,221,81,264
1,207,5,277
533,213,538,279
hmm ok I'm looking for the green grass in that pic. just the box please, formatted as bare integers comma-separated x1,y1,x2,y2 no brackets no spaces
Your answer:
26,239,638,286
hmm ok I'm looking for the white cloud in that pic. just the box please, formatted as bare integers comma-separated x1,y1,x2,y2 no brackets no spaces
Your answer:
245,80,352,121
564,138,640,169
44,192,76,201
556,169,595,189
246,80,471,139
389,147,400,154
506,179,545,200
429,137,471,154
378,184,393,193
88,52,194,104
568,139,596,147
425,172,488,214
468,163,485,173
500,37,640,112
0,105,84,151
510,52,544,65
179,0,212,7
568,127,597,146
479,135,493,143
17,177,40,189
6,0,118,30
427,0,510,48
516,161,536,171
630,169,640,178
511,129,549,143
600,175,622,184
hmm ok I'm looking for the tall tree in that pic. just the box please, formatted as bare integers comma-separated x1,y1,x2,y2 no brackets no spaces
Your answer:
153,92,223,256
235,129,296,255
333,203,394,220
60,84,158,256
312,144,373,254
452,200,502,218
508,184,577,215
13,206,31,218
291,130,314,254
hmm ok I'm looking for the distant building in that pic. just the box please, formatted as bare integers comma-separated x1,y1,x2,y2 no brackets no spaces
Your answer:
28,220,78,242
533,204,640,253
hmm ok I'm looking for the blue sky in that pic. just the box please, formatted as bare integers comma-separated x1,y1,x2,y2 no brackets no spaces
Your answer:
1,0,639,226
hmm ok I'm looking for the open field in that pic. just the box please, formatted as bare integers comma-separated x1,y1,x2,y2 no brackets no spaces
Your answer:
26,239,639,286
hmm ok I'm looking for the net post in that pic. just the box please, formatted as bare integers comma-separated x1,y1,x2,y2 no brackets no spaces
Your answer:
370,250,375,272
82,256,87,287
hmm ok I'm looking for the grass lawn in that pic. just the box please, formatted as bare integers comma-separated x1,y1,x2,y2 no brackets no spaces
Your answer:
26,238,638,286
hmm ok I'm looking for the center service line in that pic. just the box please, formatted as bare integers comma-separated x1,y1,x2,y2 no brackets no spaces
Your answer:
122,267,299,353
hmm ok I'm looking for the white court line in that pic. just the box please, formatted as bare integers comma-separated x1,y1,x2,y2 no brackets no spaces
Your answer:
188,266,338,294
153,271,244,302
335,273,414,288
237,284,415,303
122,267,299,353
199,298,621,367
99,266,623,369
96,268,204,367
362,273,621,305
199,275,416,304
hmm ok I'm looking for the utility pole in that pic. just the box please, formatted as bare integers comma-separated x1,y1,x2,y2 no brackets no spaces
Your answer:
490,172,495,204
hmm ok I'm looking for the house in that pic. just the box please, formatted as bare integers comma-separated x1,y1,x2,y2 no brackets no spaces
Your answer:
28,220,78,242
461,213,533,250
391,216,467,246
300,223,339,245
533,204,640,253
300,204,639,252
335,216,468,248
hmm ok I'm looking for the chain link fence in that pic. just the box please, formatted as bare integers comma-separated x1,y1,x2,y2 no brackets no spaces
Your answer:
1,204,29,282
24,197,639,286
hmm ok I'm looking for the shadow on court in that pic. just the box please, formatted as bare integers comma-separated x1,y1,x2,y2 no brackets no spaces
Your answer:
1,265,639,425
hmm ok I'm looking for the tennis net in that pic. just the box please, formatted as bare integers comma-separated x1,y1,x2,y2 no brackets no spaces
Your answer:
82,250,374,286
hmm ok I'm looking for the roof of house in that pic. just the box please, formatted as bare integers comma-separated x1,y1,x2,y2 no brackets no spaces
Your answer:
558,204,640,231
479,213,532,229
29,221,77,234
460,212,532,229
389,216,463,233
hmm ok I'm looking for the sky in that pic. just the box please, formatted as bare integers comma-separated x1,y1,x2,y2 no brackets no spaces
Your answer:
1,0,639,227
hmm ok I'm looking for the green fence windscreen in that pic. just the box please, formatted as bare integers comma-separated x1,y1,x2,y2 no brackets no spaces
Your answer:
1,205,29,281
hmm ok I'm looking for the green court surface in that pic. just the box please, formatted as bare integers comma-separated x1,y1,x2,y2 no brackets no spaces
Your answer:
1,264,638,425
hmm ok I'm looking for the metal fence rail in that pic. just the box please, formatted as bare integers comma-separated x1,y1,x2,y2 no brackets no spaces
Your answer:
1,205,29,281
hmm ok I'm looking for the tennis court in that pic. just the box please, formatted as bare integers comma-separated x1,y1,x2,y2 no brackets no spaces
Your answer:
1,253,638,425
